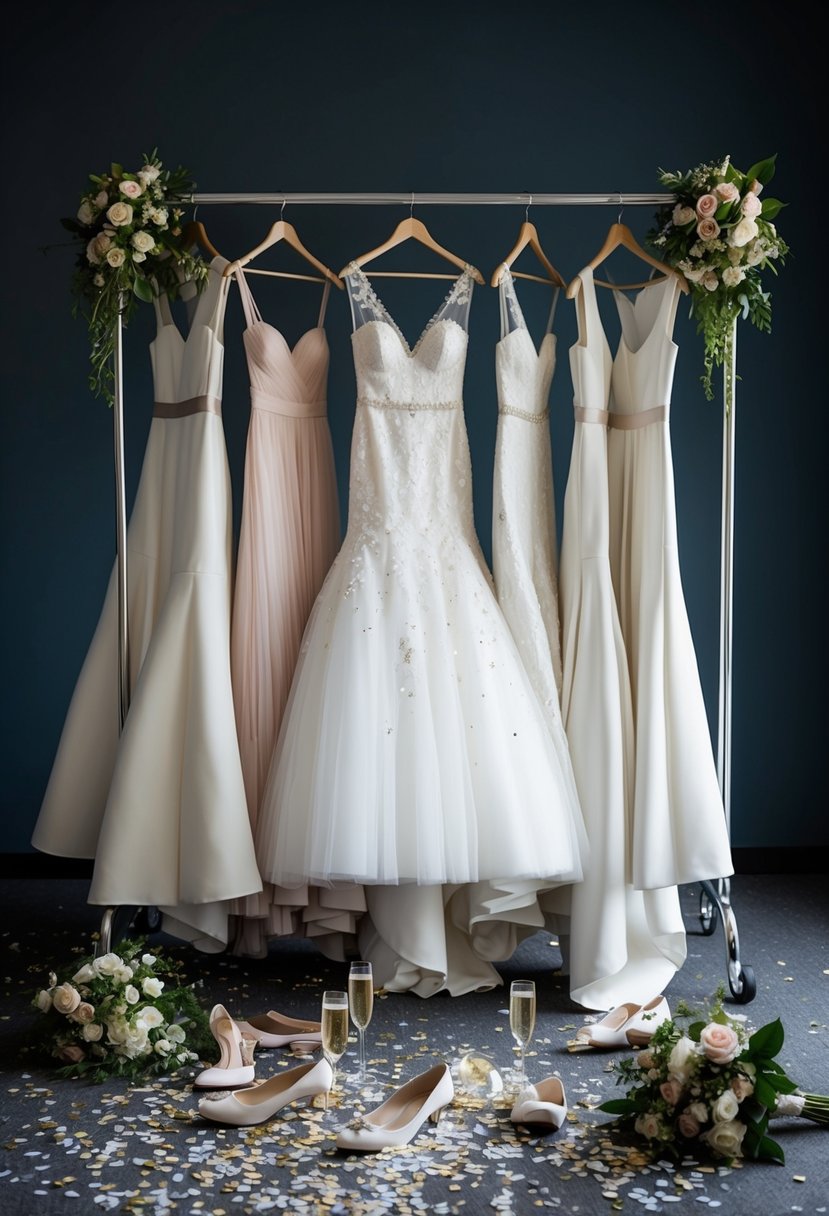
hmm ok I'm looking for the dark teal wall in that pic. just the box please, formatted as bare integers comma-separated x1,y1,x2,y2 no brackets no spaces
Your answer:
3,1,825,851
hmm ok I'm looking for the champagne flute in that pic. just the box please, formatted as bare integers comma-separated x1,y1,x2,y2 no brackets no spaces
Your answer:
347,961,374,1086
321,989,349,1107
509,979,536,1092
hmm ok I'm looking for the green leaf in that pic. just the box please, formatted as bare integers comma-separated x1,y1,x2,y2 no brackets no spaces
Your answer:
755,1134,786,1165
724,162,743,186
754,1075,779,1110
688,1020,705,1043
715,202,735,222
599,1098,638,1115
761,198,786,220
133,275,154,303
748,1018,785,1059
111,162,124,179
745,155,777,186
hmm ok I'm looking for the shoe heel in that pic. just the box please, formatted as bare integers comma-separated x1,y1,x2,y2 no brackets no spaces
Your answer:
429,1103,448,1126
625,1030,652,1048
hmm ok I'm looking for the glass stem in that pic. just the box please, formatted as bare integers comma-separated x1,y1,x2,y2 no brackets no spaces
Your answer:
519,1046,526,1089
358,1028,366,1081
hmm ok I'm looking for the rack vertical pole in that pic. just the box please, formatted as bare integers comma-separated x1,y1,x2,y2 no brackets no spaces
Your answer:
96,299,130,957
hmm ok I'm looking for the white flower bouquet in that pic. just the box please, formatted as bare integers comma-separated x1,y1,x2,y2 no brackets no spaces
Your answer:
62,150,209,404
600,992,828,1164
30,937,211,1081
648,155,788,398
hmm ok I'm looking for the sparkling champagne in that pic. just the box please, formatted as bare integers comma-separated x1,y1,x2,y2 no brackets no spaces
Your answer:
348,974,374,1031
322,1001,349,1060
510,988,536,1048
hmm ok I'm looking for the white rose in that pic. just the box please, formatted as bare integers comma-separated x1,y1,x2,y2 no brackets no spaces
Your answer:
83,1022,104,1042
119,179,143,199
166,1023,186,1044
148,207,168,227
672,204,696,226
712,1089,740,1123
106,248,126,268
114,966,133,984
121,1027,149,1060
72,964,96,984
634,1112,662,1139
142,977,163,998
688,1101,709,1124
730,217,759,248
95,190,109,209
138,164,161,185
124,985,140,1005
93,953,123,977
668,1036,699,1083
77,200,95,225
106,202,133,227
746,241,766,267
86,233,111,265
722,266,746,287
131,230,155,253
141,954,157,966
106,1016,129,1044
132,251,147,263
703,1118,747,1159
741,192,762,219
137,1005,164,1029
702,270,718,292
71,1001,95,1024
35,990,52,1012
52,983,81,1015
154,1039,172,1055
715,181,740,203
684,266,705,284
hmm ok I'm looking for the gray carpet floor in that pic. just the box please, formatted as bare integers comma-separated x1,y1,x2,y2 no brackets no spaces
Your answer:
1,876,827,1216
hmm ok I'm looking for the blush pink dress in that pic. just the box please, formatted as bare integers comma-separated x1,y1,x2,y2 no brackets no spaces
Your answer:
230,269,361,956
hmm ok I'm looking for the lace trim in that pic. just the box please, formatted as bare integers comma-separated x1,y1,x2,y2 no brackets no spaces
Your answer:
357,395,460,413
502,269,528,333
344,261,476,356
499,404,550,423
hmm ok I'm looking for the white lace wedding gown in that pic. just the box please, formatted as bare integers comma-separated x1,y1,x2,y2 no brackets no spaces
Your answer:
33,259,261,950
560,268,732,1009
255,264,586,990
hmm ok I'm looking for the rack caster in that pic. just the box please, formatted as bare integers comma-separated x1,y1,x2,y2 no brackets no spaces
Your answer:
698,878,756,1005
95,905,161,956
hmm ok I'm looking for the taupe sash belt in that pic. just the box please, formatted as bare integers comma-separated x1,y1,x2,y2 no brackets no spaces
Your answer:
153,395,222,419
575,405,667,429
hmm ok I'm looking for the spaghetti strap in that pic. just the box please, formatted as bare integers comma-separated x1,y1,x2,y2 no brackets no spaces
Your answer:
234,267,264,330
317,280,331,328
545,286,560,335
153,290,175,333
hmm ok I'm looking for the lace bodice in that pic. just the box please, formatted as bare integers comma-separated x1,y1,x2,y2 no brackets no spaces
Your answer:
341,263,479,558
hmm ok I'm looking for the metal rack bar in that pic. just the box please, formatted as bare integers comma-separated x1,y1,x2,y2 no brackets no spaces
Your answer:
99,189,751,1003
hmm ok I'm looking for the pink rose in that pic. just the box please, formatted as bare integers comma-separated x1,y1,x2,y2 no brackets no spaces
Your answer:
71,1002,95,1024
119,179,144,199
678,1111,701,1138
741,193,762,219
700,1022,740,1065
731,1075,755,1101
715,182,740,203
697,218,721,241
660,1079,683,1106
696,193,719,218
56,1044,85,1064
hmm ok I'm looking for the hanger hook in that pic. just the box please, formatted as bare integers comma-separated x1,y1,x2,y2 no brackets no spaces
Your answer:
280,196,287,220
192,202,199,224
410,191,415,219
525,192,533,223
617,191,624,225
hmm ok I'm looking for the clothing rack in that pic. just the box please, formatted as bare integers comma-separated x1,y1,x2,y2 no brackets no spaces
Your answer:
98,190,755,1004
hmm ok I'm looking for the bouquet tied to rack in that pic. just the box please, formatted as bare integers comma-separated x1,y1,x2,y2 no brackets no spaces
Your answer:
599,990,828,1164
62,150,208,405
648,154,787,398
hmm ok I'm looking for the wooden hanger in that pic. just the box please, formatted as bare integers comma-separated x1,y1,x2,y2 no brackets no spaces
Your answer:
342,215,485,283
223,219,343,288
567,222,688,298
490,221,565,288
181,219,222,260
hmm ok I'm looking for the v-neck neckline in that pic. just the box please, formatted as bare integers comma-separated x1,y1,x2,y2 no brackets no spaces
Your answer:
346,261,474,358
578,267,677,363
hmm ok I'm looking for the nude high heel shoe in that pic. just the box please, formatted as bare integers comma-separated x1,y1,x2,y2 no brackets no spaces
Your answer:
576,996,671,1049
198,1057,333,1127
235,1010,323,1051
193,1004,257,1089
510,1076,568,1131
335,1063,454,1153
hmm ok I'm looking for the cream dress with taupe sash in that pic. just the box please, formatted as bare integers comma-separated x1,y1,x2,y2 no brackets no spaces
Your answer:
34,258,261,949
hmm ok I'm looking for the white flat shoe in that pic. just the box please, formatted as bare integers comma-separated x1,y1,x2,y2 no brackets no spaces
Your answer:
510,1076,568,1130
335,1063,453,1153
198,1057,333,1127
194,1004,257,1089
576,995,671,1049
235,1009,323,1050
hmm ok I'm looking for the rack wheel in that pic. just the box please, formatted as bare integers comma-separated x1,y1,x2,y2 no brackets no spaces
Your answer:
730,965,757,1004
135,905,162,934
699,902,719,936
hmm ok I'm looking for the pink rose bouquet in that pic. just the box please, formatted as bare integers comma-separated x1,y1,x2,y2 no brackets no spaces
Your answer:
600,991,829,1165
647,155,788,398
